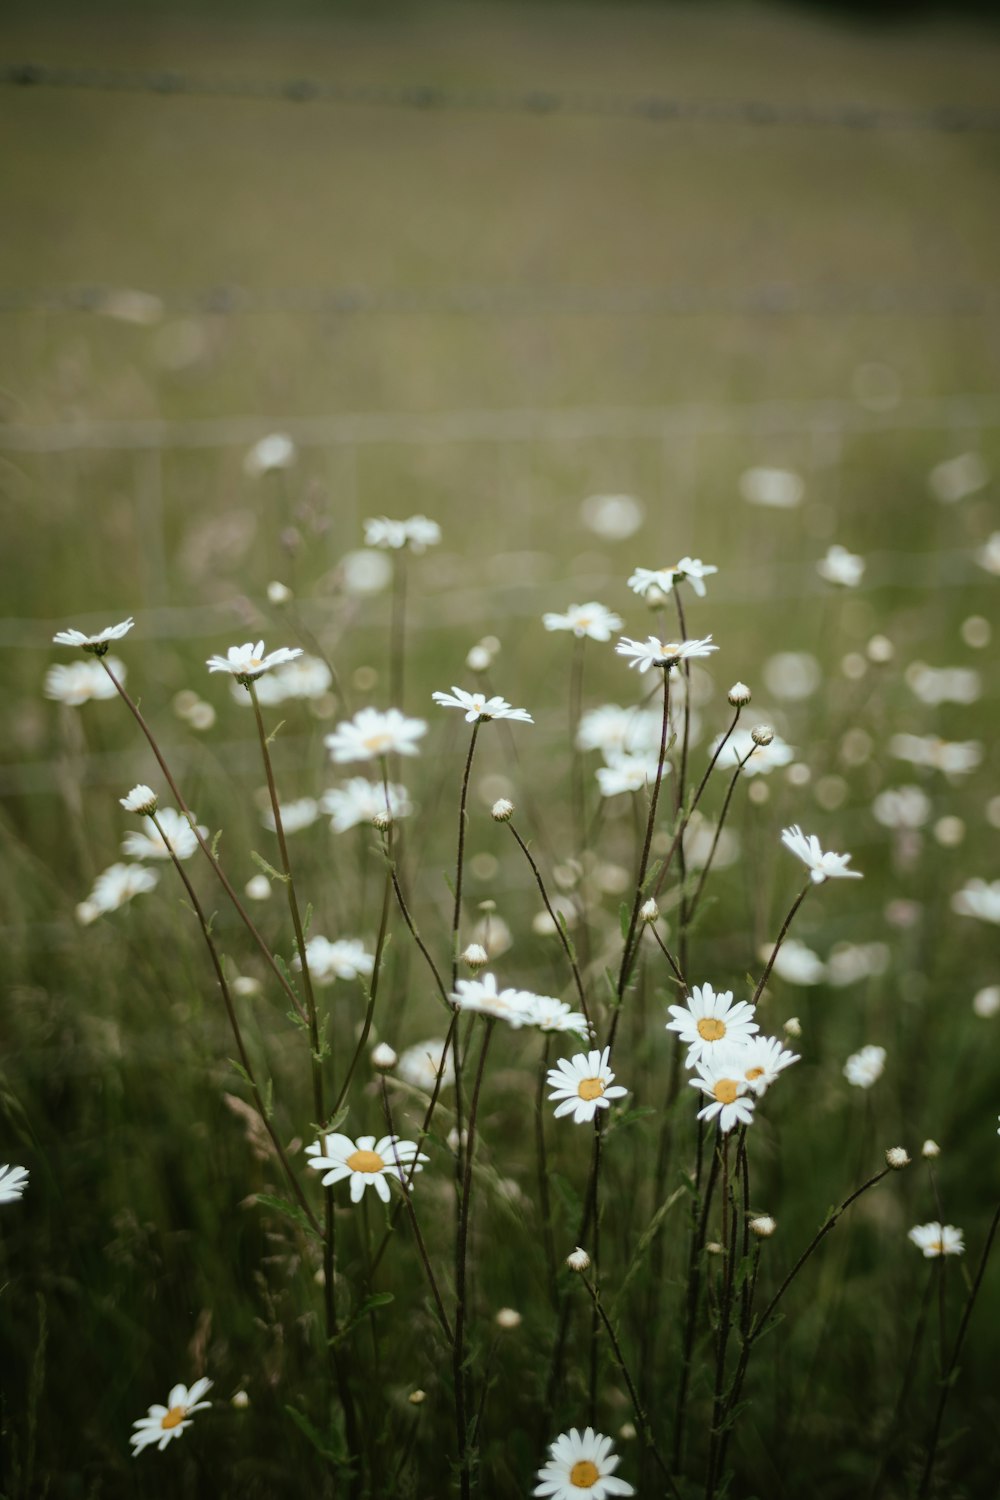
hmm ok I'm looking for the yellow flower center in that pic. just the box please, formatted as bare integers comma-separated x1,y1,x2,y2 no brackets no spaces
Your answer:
346,1149,385,1174
713,1079,739,1105
746,1066,764,1081
697,1017,726,1042
160,1407,186,1430
570,1459,600,1488
577,1077,605,1102
362,732,392,753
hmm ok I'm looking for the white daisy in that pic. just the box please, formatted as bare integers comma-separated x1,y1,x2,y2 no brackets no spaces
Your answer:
325,707,427,763
305,1132,427,1203
542,602,623,642
52,616,135,655
780,825,862,884
241,655,333,706
0,1164,29,1203
206,641,303,680
77,863,159,923
518,995,590,1037
44,657,124,705
534,1426,635,1498
763,938,825,986
262,798,319,834
688,1050,756,1133
615,634,718,673
120,784,158,816
122,808,206,861
431,687,533,724
843,1044,886,1088
451,974,535,1029
666,983,759,1067
364,515,441,553
627,557,718,600
130,1378,213,1455
397,1038,455,1092
296,936,374,986
816,544,865,588
888,734,982,778
826,942,890,988
907,1222,965,1258
546,1047,627,1125
321,778,413,832
596,754,669,798
872,786,932,830
575,704,662,759
734,1034,800,1097
951,879,1000,925
710,727,794,776
905,662,981,707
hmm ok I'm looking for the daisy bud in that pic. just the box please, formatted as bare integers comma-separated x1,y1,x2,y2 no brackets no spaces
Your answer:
267,580,293,606
491,798,514,823
371,1042,397,1072
922,1139,941,1159
372,810,393,831
461,943,489,973
566,1246,591,1273
751,724,774,747
705,1241,724,1256
232,976,261,998
408,1389,426,1406
495,1307,522,1330
640,898,660,924
120,784,158,816
783,1016,802,1039
728,682,751,707
231,1390,250,1410
619,1422,637,1441
886,1146,911,1170
749,1216,777,1238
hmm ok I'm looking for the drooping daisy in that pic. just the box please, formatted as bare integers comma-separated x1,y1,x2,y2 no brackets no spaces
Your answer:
907,1222,965,1258
615,634,718,673
781,825,862,884
951,879,1000,925
843,1044,886,1089
816,544,865,588
397,1038,456,1092
451,974,535,1029
364,515,441,553
710,727,794,776
542,602,623,642
734,1034,800,1097
321,778,413,832
52,616,135,655
666,983,759,1067
325,707,428,763
688,1050,756,1133
261,798,319,834
546,1047,628,1125
296,936,374,985
431,687,533,724
44,657,125,705
305,1132,427,1202
130,1378,213,1455
595,753,669,798
0,1164,29,1204
628,557,718,600
77,862,159,923
122,808,206,861
534,1426,635,1498
206,641,303,680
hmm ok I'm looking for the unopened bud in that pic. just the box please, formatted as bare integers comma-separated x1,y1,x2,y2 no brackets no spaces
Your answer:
231,1390,250,1409
267,580,293,606
372,810,393,831
749,1216,777,1238
618,1422,637,1441
921,1139,941,1159
750,725,774,747
885,1146,910,1170
566,1246,591,1273
371,1042,397,1071
783,1016,802,1039
491,798,514,823
461,943,489,972
640,898,660,924
495,1307,522,1330
120,783,158,816
705,1241,724,1256
728,682,751,707
408,1389,426,1406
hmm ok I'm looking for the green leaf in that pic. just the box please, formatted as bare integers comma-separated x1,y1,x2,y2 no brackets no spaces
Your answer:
251,849,290,884
284,1404,347,1466
256,1193,319,1239
265,717,287,747
210,828,223,860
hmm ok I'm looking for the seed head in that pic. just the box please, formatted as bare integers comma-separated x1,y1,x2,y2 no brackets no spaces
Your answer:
491,798,514,823
566,1246,591,1273
751,724,774,747
728,682,752,707
886,1146,911,1170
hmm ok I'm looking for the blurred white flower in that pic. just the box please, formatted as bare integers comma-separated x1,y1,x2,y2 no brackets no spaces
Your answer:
322,778,412,832
975,532,1000,576
951,879,1000,925
78,862,159,922
972,986,1000,1018
325,707,427,762
122,809,206,861
781,825,862,884
579,492,644,540
615,634,718,673
904,662,981,707
364,515,441,553
596,753,669,798
244,433,296,476
826,942,890,987
52,616,134,654
262,798,319,834
872,786,931,830
689,1049,756,1133
297,936,374,985
816,545,865,588
546,1047,627,1125
683,818,739,872
0,1164,29,1204
244,874,272,901
762,653,821,701
576,704,662,759
542,602,622,641
340,549,393,595
627,558,718,600
130,1378,213,1456
889,734,982,778
397,1038,455,1091
120,785,157,815
712,728,794,777
908,1222,964,1257
927,451,988,504
521,996,590,1037
306,1132,426,1202
843,1044,885,1088
267,580,292,606
763,938,825,985
238,655,332,706
471,912,512,958
432,687,533,724
739,467,804,509
206,641,303,680
44,657,124,705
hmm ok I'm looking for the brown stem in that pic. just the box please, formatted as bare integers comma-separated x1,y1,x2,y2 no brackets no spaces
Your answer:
508,821,592,1035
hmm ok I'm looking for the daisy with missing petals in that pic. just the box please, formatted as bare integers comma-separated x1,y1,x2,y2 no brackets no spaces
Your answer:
534,1426,635,1499
305,1132,427,1202
130,1378,213,1455
325,707,428,763
615,634,718,674
666,983,759,1068
0,1164,29,1204
52,616,135,656
628,557,718,601
296,936,374,986
734,1034,800,1097
546,1047,627,1125
321,778,412,832
122,808,206,861
451,974,535,1029
907,1222,965,1258
206,641,303,681
542,602,623,642
689,1050,756,1133
431,687,533,724
780,825,863,884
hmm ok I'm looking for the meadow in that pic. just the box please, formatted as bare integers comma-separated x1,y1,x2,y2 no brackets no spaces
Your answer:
1,4,999,1497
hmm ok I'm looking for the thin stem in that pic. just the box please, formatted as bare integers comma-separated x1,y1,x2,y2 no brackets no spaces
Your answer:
390,552,408,709
672,1130,723,1472
649,923,688,991
390,867,450,1005
750,880,813,1008
508,821,592,1035
454,1019,494,1500
380,1077,454,1343
535,1037,558,1307
651,707,742,906
705,1138,737,1500
451,722,481,987
684,746,756,925
333,866,393,1115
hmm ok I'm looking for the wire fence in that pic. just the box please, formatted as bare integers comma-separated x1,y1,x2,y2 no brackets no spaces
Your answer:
4,61,1000,133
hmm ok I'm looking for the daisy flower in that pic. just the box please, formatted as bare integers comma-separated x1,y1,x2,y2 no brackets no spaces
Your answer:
325,707,428,763
764,938,825,986
206,641,303,680
872,786,932,830
52,616,135,655
120,784,157,816
843,1044,886,1088
397,1038,455,1092
130,1378,213,1456
305,1132,427,1202
321,778,412,832
122,808,206,862
517,995,590,1037
710,727,794,776
734,1034,800,1096
534,1426,635,1498
364,515,441,553
262,798,319,834
888,734,982,778
542,603,623,642
242,655,332,706
431,687,533,724
951,878,1000,925
628,557,718,600
666,983,759,1067
0,1164,29,1203
780,825,862,884
546,1047,627,1125
689,1050,756,1133
77,862,159,923
596,754,669,798
296,936,374,986
576,704,662,759
816,544,865,588
615,634,718,673
44,658,124,705
907,1222,965,1258
451,974,535,1028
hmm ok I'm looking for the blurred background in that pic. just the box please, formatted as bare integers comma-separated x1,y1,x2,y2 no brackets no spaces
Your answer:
1,2,998,1496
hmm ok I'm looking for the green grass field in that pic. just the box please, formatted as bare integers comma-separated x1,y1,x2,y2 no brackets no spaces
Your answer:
1,3,999,1497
